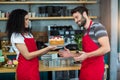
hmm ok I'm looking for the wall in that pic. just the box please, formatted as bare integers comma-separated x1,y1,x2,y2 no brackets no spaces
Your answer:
99,0,111,79
117,0,120,80
110,0,118,80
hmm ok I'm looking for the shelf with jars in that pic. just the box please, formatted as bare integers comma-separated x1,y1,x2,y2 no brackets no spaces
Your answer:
0,1,97,4
0,0,97,20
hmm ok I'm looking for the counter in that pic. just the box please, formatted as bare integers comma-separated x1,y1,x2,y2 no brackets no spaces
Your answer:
0,61,81,73
1,52,109,80
0,61,108,80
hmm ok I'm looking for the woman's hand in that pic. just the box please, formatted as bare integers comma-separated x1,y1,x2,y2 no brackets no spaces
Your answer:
73,51,88,62
48,45,57,50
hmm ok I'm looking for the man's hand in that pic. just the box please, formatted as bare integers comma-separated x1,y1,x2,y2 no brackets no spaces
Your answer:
74,51,88,62
58,47,72,58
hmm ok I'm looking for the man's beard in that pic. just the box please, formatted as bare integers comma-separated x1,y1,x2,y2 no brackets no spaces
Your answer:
78,16,86,27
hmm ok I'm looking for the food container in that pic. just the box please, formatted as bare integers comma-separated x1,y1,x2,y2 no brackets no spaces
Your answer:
42,57,75,67
0,56,5,62
0,36,10,52
0,56,5,67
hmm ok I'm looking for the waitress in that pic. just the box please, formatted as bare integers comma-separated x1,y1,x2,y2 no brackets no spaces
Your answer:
6,9,57,80
58,6,110,80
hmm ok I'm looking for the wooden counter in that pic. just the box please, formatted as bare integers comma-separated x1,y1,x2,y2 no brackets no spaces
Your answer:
0,61,109,80
2,51,76,55
1,52,109,80
0,61,108,73
0,61,80,73
1,51,109,80
39,61,80,72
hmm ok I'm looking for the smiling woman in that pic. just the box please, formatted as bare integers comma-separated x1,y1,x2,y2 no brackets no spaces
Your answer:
5,9,57,80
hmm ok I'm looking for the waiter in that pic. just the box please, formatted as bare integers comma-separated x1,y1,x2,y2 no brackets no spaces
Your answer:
58,6,110,80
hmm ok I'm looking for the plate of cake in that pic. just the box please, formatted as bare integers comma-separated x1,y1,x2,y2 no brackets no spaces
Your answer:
46,36,69,49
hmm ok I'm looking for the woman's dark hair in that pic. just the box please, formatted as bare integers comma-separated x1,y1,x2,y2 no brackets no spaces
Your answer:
6,9,29,41
71,6,89,15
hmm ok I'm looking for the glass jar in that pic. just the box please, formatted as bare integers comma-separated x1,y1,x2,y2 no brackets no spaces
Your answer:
0,36,10,52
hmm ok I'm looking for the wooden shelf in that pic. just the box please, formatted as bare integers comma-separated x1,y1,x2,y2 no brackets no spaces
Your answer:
0,1,97,5
0,16,97,20
3,52,16,56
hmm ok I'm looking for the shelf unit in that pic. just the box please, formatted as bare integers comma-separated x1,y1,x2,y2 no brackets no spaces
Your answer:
0,0,98,54
0,1,97,4
0,0,97,20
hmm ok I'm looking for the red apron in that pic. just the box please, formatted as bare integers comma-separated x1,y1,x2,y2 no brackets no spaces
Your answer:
16,35,40,80
79,21,104,80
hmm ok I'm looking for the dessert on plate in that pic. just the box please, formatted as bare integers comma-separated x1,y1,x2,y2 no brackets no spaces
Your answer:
49,36,64,46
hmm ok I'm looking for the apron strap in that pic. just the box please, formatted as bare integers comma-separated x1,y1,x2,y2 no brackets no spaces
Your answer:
21,33,25,38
